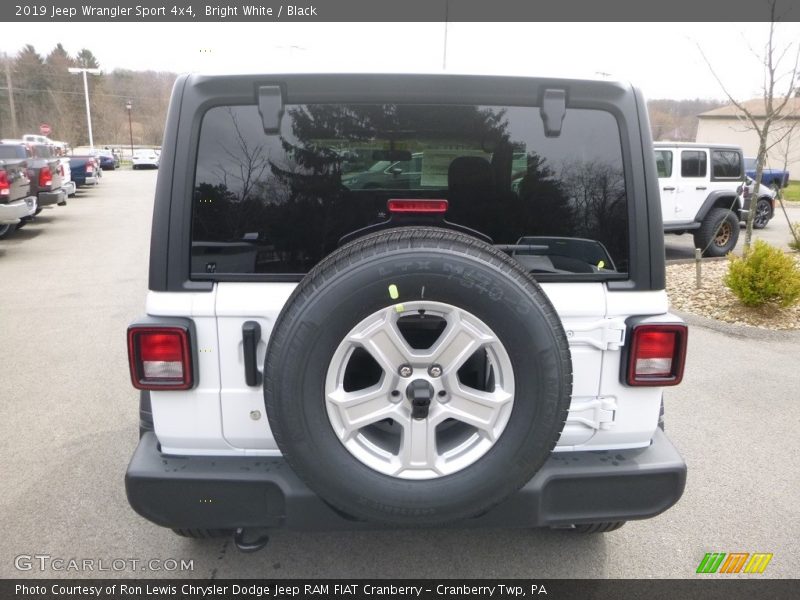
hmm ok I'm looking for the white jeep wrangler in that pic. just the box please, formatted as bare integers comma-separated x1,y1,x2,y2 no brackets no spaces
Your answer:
655,141,746,257
126,74,687,548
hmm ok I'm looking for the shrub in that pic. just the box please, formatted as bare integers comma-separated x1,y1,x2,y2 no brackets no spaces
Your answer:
790,222,800,252
724,240,800,308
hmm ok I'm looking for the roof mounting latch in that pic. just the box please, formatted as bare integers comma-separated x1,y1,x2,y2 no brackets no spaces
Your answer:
540,89,567,138
258,85,284,134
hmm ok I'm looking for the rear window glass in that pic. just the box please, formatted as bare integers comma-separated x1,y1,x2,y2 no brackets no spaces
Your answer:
192,103,629,279
711,150,742,179
655,150,673,177
681,150,707,177
32,145,53,158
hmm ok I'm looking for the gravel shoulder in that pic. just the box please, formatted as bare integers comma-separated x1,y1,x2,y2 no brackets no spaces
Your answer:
666,257,800,331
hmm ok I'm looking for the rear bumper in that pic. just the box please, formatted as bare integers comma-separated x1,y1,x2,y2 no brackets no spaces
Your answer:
63,181,77,196
75,176,98,187
0,196,37,224
38,188,66,207
126,429,687,531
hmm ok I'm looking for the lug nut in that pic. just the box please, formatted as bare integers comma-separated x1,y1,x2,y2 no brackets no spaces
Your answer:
398,365,413,378
428,365,443,377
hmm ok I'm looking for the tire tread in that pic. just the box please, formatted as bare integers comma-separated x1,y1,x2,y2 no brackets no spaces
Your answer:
264,227,573,524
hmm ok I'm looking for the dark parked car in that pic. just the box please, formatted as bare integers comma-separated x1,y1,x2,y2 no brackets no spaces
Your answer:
342,153,424,189
69,156,100,187
96,149,119,170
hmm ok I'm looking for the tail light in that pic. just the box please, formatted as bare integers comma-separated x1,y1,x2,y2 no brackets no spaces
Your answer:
86,162,94,173
626,324,687,386
39,166,52,188
0,171,9,196
127,326,193,390
388,199,448,214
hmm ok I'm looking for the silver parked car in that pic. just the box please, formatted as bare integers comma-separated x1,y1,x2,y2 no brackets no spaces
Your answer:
131,149,160,170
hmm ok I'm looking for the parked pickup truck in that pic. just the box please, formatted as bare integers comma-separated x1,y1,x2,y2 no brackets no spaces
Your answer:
69,155,100,187
60,158,77,198
0,160,37,239
0,140,68,214
744,157,790,190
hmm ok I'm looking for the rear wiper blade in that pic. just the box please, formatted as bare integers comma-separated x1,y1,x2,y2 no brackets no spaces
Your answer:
494,244,550,252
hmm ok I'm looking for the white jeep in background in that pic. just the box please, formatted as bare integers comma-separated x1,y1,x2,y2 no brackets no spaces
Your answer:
654,142,746,257
125,74,688,550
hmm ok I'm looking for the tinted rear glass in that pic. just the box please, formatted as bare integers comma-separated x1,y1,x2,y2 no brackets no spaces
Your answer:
192,103,629,279
32,145,53,158
681,150,707,177
655,150,673,177
712,150,742,179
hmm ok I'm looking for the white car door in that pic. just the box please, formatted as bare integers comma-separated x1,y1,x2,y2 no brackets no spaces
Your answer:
655,148,677,224
673,148,710,223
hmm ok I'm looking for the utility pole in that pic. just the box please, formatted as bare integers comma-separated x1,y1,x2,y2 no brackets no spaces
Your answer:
126,99,134,161
68,67,101,150
442,0,449,69
3,56,18,138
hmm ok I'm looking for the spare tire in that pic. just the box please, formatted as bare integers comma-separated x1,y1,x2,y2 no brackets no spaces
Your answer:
264,227,572,525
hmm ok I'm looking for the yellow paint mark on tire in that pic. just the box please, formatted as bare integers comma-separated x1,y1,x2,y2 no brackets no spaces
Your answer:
388,284,399,300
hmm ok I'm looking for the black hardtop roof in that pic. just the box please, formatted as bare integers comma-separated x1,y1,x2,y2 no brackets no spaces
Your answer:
184,72,636,106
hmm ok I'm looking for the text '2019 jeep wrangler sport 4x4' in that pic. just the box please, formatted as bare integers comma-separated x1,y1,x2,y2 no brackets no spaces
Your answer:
126,74,687,546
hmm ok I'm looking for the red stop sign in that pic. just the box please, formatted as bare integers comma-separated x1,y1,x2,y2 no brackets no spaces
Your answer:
39,123,52,135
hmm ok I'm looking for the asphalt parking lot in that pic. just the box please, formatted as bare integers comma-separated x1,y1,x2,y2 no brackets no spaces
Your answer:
1,169,798,579
664,202,799,261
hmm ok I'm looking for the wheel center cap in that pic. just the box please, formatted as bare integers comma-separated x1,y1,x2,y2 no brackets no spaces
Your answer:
406,379,434,420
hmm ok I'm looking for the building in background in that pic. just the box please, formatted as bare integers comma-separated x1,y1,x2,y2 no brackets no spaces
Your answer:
696,98,799,176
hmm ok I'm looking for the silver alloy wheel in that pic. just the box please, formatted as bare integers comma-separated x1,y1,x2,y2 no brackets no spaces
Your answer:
754,199,771,228
325,301,514,480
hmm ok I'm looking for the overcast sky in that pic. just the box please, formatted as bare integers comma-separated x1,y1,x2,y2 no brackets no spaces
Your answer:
2,22,799,101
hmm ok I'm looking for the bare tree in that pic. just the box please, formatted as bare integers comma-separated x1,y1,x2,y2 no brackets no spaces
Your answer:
213,108,270,202
774,123,800,248
698,0,800,251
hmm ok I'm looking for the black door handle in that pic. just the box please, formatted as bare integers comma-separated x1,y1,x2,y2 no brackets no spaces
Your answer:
242,321,262,386
696,186,707,190
662,186,675,191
